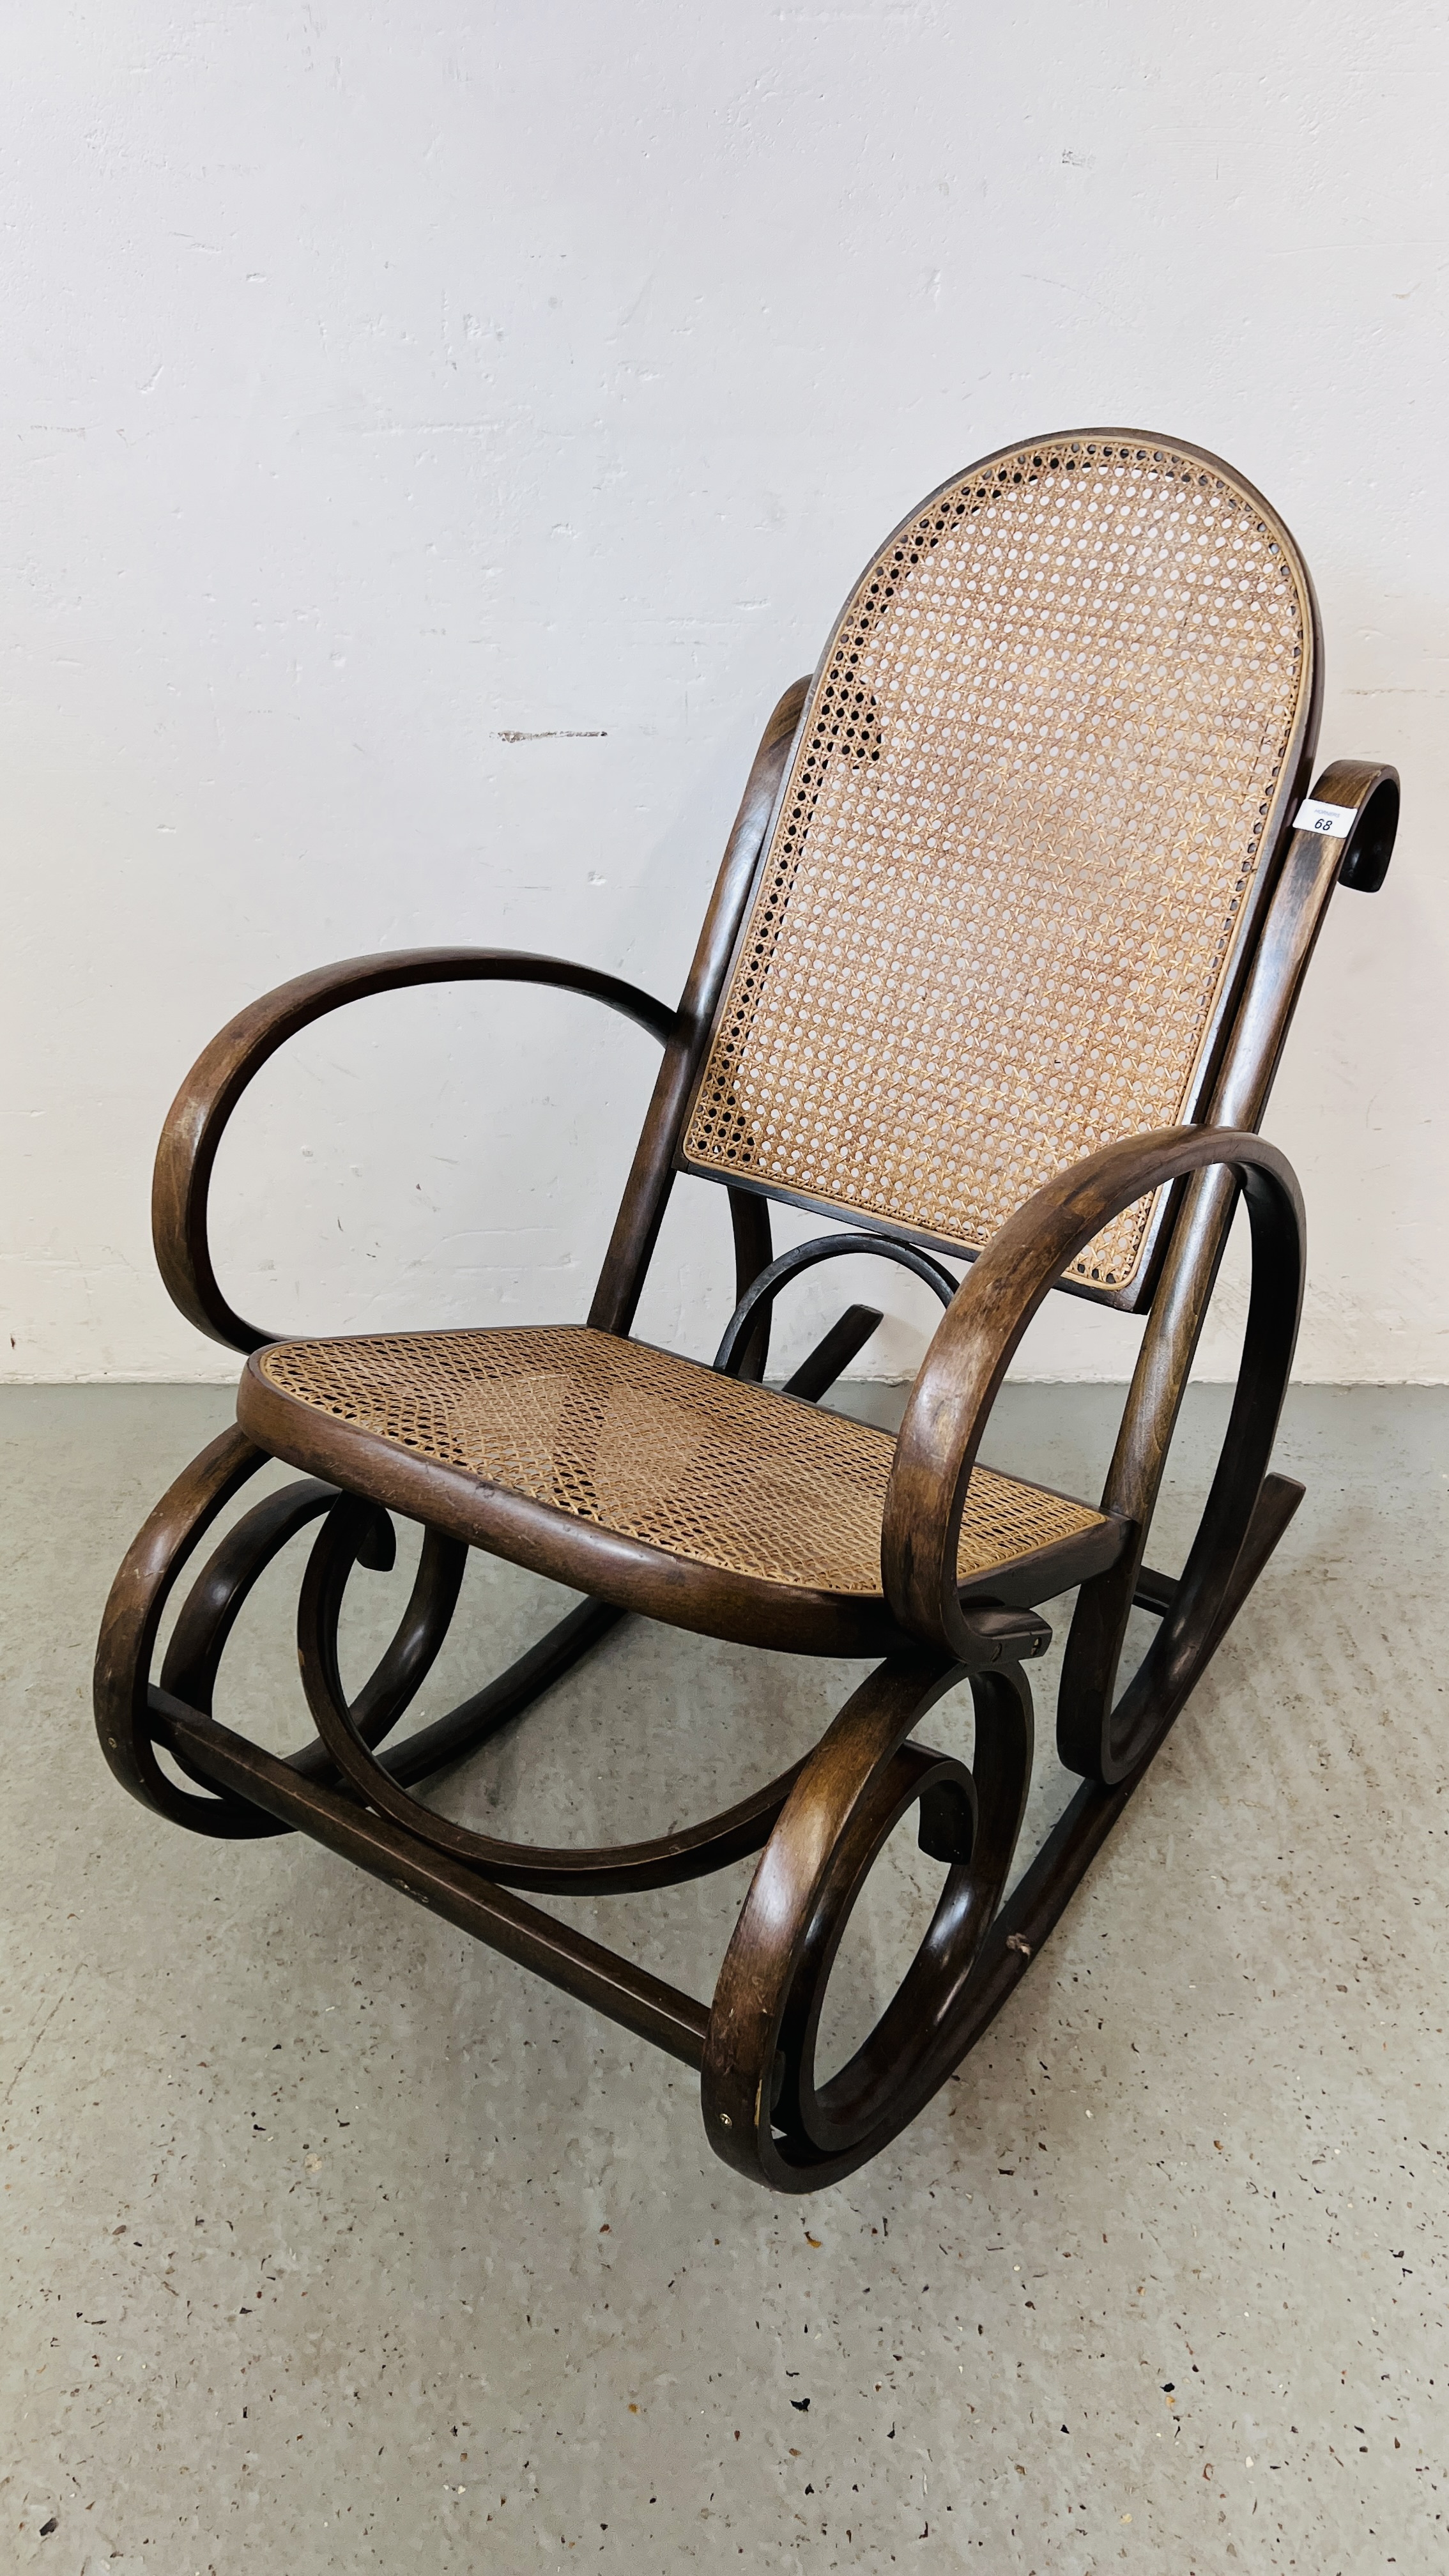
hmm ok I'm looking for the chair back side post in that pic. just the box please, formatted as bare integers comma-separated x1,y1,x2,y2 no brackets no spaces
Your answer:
1059,773,1395,1752
587,677,808,1339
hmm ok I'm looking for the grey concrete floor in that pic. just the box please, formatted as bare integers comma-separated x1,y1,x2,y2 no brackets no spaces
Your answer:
1,1380,1446,2575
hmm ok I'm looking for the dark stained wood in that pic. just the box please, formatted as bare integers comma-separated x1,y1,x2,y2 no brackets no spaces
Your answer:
291,1490,812,1893
150,1464,628,1804
1057,756,1399,1781
588,677,809,1338
95,1424,281,1836
703,1652,1034,2189
338,1595,626,1793
728,1187,774,1381
712,1229,958,1378
1131,1562,1178,1618
780,1304,883,1402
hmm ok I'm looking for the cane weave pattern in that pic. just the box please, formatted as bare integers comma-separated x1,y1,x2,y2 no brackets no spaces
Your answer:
259,1326,1104,1595
682,434,1311,1292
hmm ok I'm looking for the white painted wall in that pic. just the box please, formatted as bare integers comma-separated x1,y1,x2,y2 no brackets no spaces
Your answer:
4,1,1446,1387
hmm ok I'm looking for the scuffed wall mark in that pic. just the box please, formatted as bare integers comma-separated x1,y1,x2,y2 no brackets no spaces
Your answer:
496,730,608,742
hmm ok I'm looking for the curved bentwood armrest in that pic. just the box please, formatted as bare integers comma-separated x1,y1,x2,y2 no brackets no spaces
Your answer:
882,1125,1305,1663
153,947,678,1354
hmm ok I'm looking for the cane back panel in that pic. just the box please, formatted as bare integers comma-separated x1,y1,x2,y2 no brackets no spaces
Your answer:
681,432,1315,1300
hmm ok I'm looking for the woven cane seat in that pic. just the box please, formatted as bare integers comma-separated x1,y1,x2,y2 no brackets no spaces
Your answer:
252,1326,1105,1599
682,433,1313,1299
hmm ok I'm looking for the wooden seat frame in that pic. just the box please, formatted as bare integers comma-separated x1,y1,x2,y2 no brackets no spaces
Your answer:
95,431,1399,2193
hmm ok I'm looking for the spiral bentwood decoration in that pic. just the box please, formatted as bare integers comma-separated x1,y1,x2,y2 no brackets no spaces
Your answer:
95,430,1399,2191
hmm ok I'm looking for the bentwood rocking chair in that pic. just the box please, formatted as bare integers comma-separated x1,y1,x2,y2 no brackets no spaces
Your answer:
96,431,1398,2192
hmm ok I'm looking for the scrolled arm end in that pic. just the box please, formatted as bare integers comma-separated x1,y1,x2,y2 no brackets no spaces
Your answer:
1292,758,1400,895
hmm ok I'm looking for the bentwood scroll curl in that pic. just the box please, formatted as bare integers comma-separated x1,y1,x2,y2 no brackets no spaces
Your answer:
295,1493,809,1896
703,1652,1034,2191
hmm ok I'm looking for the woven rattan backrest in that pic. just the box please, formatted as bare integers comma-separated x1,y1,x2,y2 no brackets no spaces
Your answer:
680,431,1316,1304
